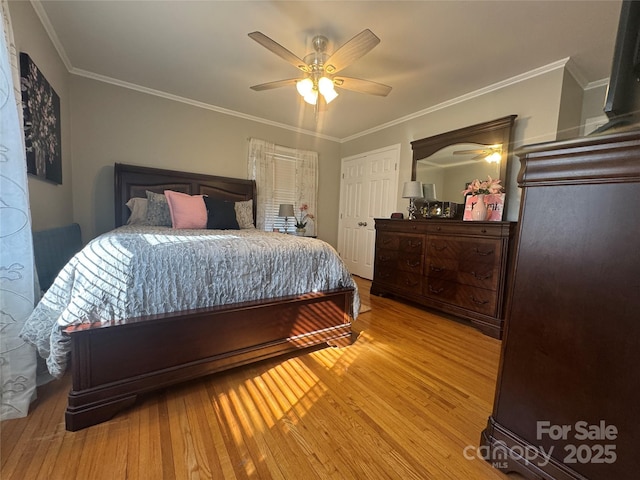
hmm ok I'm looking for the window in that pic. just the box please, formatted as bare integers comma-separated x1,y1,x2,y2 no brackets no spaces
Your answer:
248,138,318,235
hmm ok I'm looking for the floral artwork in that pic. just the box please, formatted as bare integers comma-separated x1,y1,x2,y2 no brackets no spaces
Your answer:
19,53,62,184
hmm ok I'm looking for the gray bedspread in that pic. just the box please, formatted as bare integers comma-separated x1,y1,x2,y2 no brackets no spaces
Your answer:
20,226,359,378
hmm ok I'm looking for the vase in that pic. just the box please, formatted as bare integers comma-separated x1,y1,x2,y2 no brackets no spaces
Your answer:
471,194,488,221
296,227,306,236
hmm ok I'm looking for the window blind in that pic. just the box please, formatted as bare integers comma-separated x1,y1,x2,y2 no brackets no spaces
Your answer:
248,138,318,235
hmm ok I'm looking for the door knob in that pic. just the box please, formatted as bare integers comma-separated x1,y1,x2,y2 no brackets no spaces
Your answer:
358,221,368,227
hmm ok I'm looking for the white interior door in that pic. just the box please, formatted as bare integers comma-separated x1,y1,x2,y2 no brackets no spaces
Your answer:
338,145,400,279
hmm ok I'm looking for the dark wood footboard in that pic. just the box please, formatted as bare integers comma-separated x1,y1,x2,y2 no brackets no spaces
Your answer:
64,287,354,431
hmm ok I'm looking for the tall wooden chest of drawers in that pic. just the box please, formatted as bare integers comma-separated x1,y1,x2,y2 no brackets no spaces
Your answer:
481,130,640,479
371,218,515,338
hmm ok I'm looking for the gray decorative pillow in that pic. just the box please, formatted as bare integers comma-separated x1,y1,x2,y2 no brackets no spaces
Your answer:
234,200,255,229
145,191,172,227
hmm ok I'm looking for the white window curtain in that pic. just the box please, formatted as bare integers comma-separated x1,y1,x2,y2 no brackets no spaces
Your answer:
0,0,38,420
248,138,318,235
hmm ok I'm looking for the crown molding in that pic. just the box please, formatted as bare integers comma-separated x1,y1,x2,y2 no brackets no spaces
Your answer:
30,0,72,71
70,67,340,142
340,59,574,143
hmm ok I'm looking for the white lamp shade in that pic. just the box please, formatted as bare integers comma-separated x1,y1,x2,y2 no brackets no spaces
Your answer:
318,76,335,96
303,90,318,105
402,181,423,199
278,204,295,217
422,183,437,201
296,78,313,96
322,88,339,104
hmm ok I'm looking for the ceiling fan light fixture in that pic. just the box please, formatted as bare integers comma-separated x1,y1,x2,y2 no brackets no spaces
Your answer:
249,29,391,114
296,78,314,96
322,88,339,104
303,90,318,105
485,151,502,163
318,76,335,96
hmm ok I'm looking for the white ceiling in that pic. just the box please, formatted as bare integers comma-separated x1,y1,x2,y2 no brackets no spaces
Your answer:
32,0,622,141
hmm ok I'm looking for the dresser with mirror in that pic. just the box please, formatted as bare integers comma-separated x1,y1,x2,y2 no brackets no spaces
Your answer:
371,116,517,338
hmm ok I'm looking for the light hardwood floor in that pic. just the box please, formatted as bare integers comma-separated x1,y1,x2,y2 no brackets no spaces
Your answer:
1,277,522,479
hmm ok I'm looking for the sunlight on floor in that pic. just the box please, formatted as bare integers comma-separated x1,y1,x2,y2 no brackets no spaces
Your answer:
204,338,361,477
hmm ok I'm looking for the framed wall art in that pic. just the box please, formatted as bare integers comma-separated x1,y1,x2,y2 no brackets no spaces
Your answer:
19,52,62,184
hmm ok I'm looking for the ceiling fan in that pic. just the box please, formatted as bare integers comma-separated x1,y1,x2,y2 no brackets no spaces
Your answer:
453,145,503,163
248,29,392,113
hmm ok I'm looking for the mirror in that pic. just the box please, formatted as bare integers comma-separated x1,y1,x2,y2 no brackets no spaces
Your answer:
411,115,516,217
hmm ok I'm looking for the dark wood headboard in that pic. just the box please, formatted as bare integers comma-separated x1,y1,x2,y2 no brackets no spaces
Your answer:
114,163,257,227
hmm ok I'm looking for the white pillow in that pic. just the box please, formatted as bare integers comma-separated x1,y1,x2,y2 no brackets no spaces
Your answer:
125,197,148,225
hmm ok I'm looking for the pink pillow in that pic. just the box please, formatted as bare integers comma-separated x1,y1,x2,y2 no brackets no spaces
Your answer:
164,190,207,229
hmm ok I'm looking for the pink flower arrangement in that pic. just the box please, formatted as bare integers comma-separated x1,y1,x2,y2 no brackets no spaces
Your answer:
295,203,314,228
462,176,504,196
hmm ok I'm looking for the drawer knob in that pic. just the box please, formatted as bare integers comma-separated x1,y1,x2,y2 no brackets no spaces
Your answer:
429,285,444,294
474,248,493,256
432,244,447,252
430,266,445,273
406,260,421,268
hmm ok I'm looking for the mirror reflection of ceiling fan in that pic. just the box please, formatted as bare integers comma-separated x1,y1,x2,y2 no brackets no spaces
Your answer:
453,144,503,163
248,29,392,115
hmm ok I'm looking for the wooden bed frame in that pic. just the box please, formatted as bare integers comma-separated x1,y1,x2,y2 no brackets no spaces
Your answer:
63,163,355,431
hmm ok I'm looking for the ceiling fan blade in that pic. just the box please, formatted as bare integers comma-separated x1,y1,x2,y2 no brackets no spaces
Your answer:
250,78,299,91
333,76,392,96
454,149,487,155
248,31,309,72
324,29,380,74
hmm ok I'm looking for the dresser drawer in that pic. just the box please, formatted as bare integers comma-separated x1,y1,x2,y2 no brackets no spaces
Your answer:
424,280,497,316
427,222,511,237
399,235,424,253
458,238,501,265
377,232,399,250
396,271,422,289
423,278,458,303
426,237,459,259
457,263,500,290
398,252,422,274
375,249,398,266
373,266,395,285
455,285,497,316
425,258,458,282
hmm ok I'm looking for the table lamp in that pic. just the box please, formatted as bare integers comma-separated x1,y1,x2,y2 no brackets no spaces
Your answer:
278,203,295,232
402,181,423,220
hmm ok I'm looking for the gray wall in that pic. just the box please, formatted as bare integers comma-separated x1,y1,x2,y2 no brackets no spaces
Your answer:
340,68,567,221
69,77,342,243
10,0,74,232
